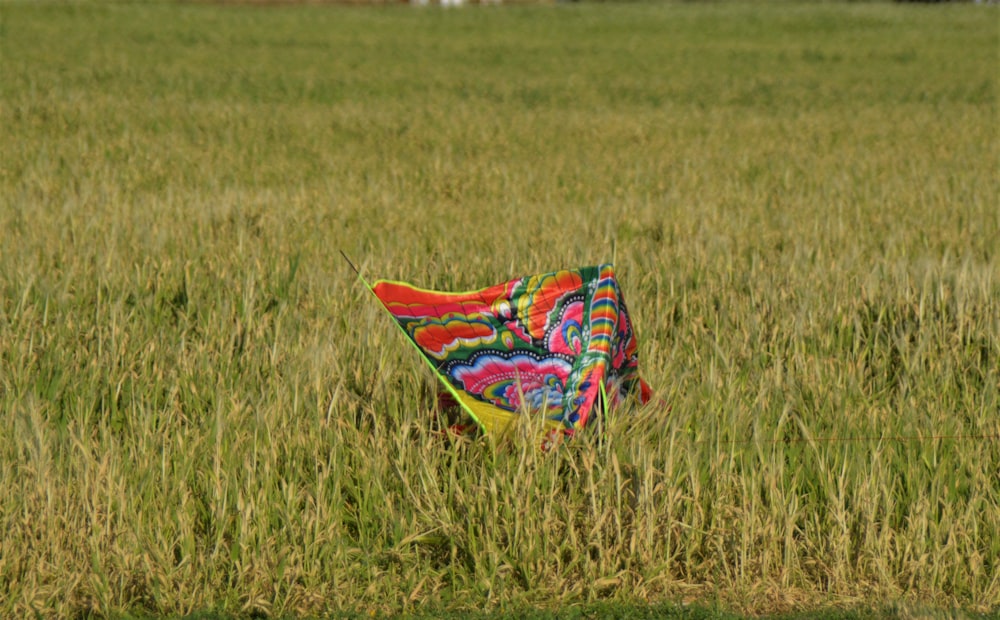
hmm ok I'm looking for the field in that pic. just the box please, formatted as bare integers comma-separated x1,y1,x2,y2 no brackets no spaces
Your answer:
1,1,998,617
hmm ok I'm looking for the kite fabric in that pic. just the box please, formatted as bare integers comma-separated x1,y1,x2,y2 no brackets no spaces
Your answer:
367,264,653,437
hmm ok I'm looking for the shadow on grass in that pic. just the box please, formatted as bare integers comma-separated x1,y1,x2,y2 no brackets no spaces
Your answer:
171,601,998,620
175,603,735,620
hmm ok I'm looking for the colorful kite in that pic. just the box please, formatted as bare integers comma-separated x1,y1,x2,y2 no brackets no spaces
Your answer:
355,262,652,439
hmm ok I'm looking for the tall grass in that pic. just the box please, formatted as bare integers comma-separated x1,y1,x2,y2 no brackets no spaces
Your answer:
1,1,998,617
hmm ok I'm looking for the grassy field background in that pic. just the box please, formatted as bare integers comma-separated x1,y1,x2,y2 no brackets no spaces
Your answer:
2,1,998,617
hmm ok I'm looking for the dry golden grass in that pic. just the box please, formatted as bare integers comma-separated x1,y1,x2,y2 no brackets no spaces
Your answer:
1,1,997,617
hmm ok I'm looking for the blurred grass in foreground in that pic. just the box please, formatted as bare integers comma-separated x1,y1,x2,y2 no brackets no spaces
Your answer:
1,1,998,617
